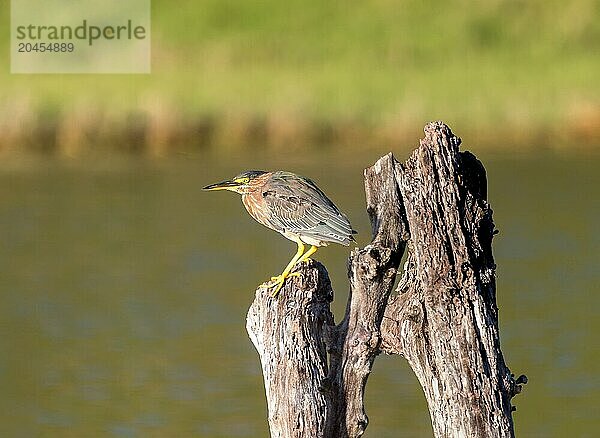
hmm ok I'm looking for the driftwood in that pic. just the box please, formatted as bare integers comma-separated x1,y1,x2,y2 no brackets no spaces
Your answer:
246,121,526,437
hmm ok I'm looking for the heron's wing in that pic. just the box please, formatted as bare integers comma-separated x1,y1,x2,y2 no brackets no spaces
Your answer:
261,172,354,245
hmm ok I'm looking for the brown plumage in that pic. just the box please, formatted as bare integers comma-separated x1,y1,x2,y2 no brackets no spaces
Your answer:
203,170,356,296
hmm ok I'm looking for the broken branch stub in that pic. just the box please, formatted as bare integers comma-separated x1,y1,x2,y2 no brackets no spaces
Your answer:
246,260,333,438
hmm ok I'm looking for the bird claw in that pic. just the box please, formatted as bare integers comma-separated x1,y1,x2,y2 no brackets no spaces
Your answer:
269,272,300,282
271,280,284,297
268,272,301,297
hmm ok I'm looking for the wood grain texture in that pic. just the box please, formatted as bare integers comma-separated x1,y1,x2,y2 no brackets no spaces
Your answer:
247,260,334,438
246,121,525,437
380,122,524,437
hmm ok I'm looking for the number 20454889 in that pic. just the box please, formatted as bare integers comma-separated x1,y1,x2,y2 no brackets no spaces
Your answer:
17,42,75,52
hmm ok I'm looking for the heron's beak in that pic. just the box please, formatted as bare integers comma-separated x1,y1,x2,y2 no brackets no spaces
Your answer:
202,180,241,191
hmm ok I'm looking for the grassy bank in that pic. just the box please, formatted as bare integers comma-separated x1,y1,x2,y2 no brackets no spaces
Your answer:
1,0,599,155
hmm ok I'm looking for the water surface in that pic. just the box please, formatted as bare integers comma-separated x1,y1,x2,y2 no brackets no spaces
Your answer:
0,150,597,437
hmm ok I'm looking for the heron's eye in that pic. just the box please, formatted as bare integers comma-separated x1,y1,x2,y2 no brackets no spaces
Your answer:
234,177,250,184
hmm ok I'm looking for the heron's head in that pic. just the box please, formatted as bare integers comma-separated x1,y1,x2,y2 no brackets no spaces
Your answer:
203,170,268,195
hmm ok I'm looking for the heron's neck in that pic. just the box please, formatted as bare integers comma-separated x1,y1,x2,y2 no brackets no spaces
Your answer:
240,191,268,227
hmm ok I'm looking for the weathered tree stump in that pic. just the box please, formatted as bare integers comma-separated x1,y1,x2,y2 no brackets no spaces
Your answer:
246,121,526,437
246,261,333,438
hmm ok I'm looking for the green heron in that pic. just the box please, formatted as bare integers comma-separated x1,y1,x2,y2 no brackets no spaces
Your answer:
203,170,356,296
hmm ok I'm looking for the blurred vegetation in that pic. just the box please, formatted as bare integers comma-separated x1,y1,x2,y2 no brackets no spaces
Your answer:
1,0,599,156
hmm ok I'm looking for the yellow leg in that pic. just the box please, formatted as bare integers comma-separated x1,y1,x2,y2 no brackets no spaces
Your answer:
270,238,305,297
297,245,318,264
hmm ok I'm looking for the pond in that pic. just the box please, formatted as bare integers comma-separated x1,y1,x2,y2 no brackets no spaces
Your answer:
0,149,597,437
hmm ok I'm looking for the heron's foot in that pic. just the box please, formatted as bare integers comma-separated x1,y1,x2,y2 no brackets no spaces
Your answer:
270,272,300,282
270,278,285,298
269,272,301,297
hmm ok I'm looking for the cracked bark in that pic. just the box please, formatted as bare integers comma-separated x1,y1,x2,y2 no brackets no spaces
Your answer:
246,121,526,437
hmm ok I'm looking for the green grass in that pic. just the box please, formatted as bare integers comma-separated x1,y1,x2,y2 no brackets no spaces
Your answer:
1,0,599,152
